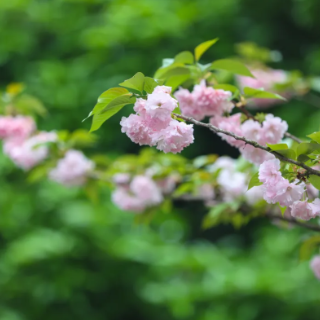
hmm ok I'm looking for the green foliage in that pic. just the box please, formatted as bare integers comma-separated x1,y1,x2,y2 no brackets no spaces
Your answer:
211,59,254,77
194,38,219,61
247,172,262,190
308,131,320,144
308,175,320,190
244,87,286,100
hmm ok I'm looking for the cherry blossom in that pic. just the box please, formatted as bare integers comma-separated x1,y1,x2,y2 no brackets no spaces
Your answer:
310,255,320,280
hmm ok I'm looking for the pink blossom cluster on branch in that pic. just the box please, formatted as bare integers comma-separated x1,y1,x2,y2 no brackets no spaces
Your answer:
121,86,194,153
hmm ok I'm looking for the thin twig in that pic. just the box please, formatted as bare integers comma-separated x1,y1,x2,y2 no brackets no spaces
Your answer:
266,213,320,232
173,113,320,177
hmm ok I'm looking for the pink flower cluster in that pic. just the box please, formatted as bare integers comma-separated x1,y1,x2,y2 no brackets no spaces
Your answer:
174,80,234,120
0,115,58,170
237,68,289,108
310,255,320,280
259,159,320,220
112,175,163,213
3,131,57,170
211,114,288,165
120,86,194,154
49,150,95,186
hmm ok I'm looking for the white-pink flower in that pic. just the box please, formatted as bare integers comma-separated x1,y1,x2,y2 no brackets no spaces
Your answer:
310,255,320,280
218,169,247,201
291,200,316,221
261,114,288,144
155,119,194,154
210,114,245,148
112,188,146,213
120,114,154,146
259,159,282,185
49,150,95,186
152,85,172,95
240,145,275,166
113,173,131,185
241,119,264,142
0,116,35,141
3,131,57,170
245,185,264,205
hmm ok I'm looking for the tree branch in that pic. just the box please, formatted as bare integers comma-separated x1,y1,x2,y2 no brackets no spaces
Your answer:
173,113,320,177
266,213,320,232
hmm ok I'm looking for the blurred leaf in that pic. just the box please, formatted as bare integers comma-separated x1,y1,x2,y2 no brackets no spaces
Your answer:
69,129,97,147
165,74,190,91
244,87,286,100
119,72,145,92
174,51,194,64
267,143,288,151
274,148,296,160
211,59,254,77
14,94,47,117
299,235,320,261
143,77,159,94
309,175,320,190
307,131,320,144
297,142,320,162
277,203,287,216
247,172,262,190
195,38,219,61
90,94,136,132
214,84,240,99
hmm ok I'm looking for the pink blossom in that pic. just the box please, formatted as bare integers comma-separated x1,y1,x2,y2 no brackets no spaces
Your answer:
210,114,245,148
120,114,154,146
145,91,177,113
156,176,177,194
307,184,319,200
0,116,35,141
113,173,131,185
218,169,247,201
49,150,95,186
258,159,282,185
264,178,305,206
133,98,147,116
240,145,275,165
310,255,320,280
155,119,194,154
174,88,205,120
112,188,146,213
210,156,236,171
261,114,288,144
291,200,316,221
310,198,320,216
3,131,57,170
192,81,233,116
130,175,163,205
152,85,172,95
241,119,264,143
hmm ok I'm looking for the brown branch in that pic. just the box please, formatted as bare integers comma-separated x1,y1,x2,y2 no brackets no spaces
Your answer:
173,113,320,177
266,213,320,232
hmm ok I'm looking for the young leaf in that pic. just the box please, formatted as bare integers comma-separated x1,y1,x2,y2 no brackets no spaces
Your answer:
277,203,287,216
307,131,320,144
174,51,194,64
214,84,240,99
247,172,262,190
274,148,296,160
300,235,320,261
244,87,286,100
165,74,190,91
266,143,288,151
90,94,136,132
143,77,159,94
195,38,219,61
309,175,320,190
297,142,320,157
211,59,254,77
119,72,145,92
85,87,130,121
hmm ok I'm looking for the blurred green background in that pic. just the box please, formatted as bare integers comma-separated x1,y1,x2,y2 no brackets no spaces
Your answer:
1,0,320,319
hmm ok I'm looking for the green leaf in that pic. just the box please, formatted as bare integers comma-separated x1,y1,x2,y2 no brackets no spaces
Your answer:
309,175,320,190
247,172,263,191
214,84,240,99
143,77,159,94
244,87,286,100
211,59,254,77
84,87,130,121
195,38,219,61
274,148,296,160
277,203,287,216
307,131,320,144
154,63,190,80
174,51,194,64
119,72,145,92
266,143,288,151
296,142,320,162
90,94,136,132
299,235,320,261
165,74,190,91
